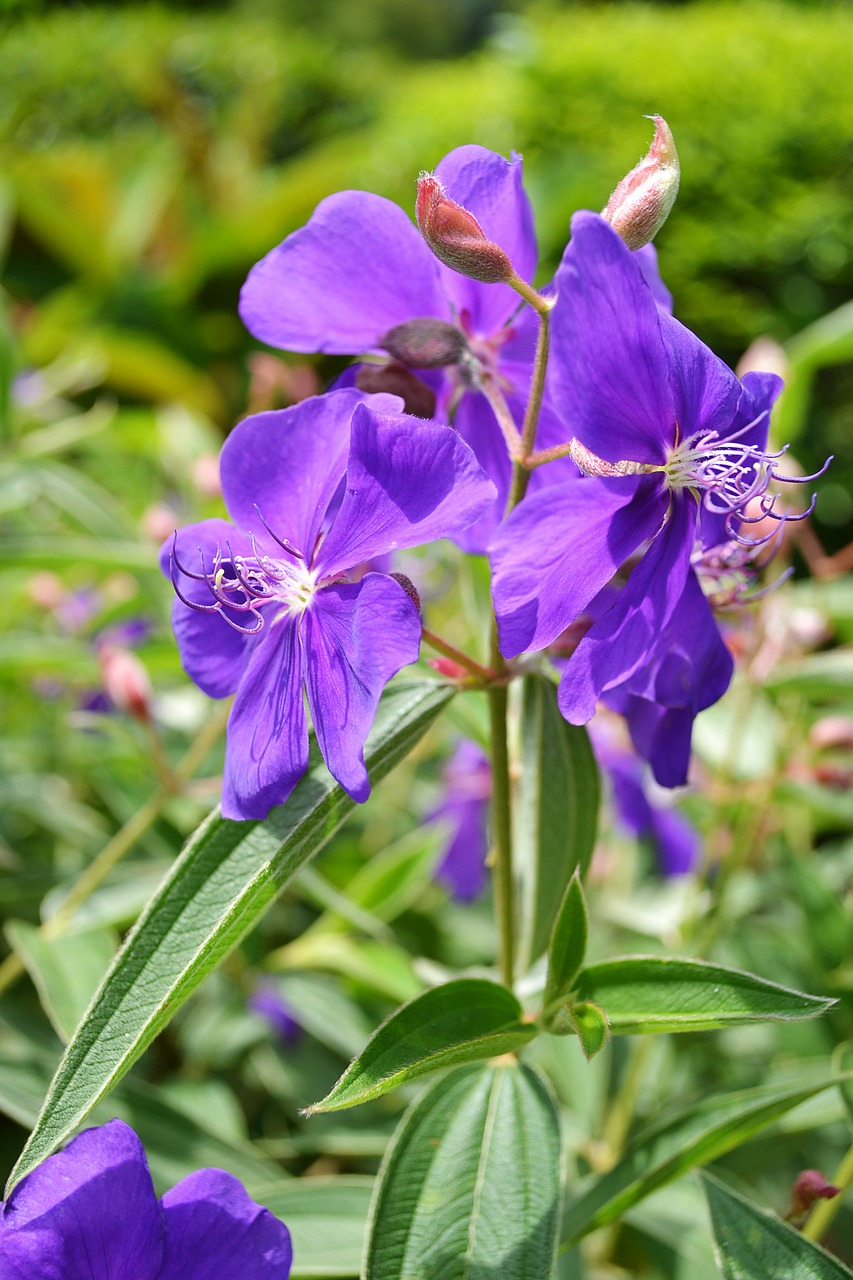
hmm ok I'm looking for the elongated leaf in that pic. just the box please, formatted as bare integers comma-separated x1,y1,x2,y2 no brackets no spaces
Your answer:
365,1061,561,1279
562,1072,853,1245
5,920,116,1042
308,979,536,1113
7,680,453,1194
702,1171,853,1279
263,1176,373,1278
575,956,833,1034
543,871,588,1011
516,675,599,972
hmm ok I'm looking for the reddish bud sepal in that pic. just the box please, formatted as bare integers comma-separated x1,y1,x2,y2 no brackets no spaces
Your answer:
416,173,514,283
603,115,680,251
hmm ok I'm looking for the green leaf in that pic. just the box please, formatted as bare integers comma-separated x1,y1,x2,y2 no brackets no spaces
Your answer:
515,675,599,972
765,651,853,698
6,679,453,1194
570,1002,609,1061
308,979,537,1113
543,871,589,1011
562,1072,853,1245
702,1171,853,1279
263,1176,374,1278
364,1061,561,1280
574,956,833,1034
4,921,116,1042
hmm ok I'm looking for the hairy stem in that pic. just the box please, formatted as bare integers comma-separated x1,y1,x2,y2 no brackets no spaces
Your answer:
421,627,496,682
506,304,551,510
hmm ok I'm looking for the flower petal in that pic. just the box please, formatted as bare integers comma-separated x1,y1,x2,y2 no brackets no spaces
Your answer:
656,308,740,440
549,211,674,465
558,493,696,723
239,191,448,354
302,576,421,801
160,519,259,699
314,403,496,577
221,616,309,821
220,390,365,556
490,475,668,658
434,146,537,336
159,1169,292,1280
0,1120,163,1280
633,242,673,313
448,391,514,553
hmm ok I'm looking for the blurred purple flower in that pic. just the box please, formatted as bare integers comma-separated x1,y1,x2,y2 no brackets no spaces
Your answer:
429,741,492,901
249,985,302,1047
0,1119,292,1279
162,389,495,820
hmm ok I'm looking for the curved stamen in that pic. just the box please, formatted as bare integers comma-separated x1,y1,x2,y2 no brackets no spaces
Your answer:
253,505,304,558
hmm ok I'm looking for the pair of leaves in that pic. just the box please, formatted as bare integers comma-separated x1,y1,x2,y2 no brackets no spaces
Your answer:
7,679,453,1194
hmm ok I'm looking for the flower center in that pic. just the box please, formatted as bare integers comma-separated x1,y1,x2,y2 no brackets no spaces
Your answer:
170,515,317,636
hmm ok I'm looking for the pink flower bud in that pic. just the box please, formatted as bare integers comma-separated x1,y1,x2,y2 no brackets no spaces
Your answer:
787,1169,840,1223
603,116,680,251
416,173,514,283
98,645,152,723
428,656,468,680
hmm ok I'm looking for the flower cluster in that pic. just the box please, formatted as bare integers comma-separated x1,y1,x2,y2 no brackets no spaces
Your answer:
163,121,820,818
0,1120,292,1278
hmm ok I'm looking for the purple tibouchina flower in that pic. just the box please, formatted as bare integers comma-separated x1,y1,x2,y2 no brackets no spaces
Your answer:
249,984,302,1047
0,1119,292,1279
162,388,495,820
239,146,575,550
490,211,815,784
429,740,491,901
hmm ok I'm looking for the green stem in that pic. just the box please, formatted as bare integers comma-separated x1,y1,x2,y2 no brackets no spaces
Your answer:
506,303,551,511
488,673,515,987
421,627,496,682
801,1140,853,1243
480,379,522,459
508,272,553,317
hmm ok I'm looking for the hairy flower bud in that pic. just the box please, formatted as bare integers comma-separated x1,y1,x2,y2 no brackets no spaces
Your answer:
380,319,469,369
390,572,421,613
786,1169,840,1224
603,115,680,251
98,644,152,722
416,173,514,283
355,361,437,419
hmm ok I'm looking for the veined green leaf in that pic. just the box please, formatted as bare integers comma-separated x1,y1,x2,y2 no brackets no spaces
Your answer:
6,679,453,1194
365,1062,561,1280
263,1176,374,1278
543,871,589,1012
575,955,833,1034
702,1171,853,1279
515,675,599,973
562,1072,853,1245
308,978,536,1113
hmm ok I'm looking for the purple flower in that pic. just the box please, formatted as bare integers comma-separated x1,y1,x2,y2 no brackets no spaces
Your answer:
249,984,302,1047
162,388,494,820
0,1119,292,1279
429,740,492,901
239,146,572,551
489,212,813,783
593,726,699,876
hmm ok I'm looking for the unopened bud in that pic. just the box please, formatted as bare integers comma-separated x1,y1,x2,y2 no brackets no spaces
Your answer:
603,115,680,251
428,657,469,680
416,173,514,284
786,1169,840,1223
380,319,468,369
98,645,152,722
390,572,421,613
355,362,436,419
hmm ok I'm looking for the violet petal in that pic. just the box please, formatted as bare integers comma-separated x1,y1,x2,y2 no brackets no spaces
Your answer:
159,1169,292,1280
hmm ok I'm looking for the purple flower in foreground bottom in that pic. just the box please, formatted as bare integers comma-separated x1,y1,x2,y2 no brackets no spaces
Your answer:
429,740,492,901
163,388,494,820
0,1119,292,1279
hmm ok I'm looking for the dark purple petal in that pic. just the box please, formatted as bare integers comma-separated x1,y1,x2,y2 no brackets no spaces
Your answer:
221,617,309,821
558,493,696,723
248,985,302,1047
633,243,673,313
302,576,421,801
314,403,496,577
160,519,258,699
434,146,537,336
0,1120,163,1280
159,1169,292,1280
430,741,491,901
650,805,700,875
220,391,367,558
490,475,668,658
656,308,740,441
621,698,696,789
448,391,514,554
549,212,674,465
603,746,699,874
239,191,448,354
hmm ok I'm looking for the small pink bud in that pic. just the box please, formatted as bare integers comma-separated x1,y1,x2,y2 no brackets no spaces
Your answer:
98,645,152,723
416,173,514,284
786,1169,840,1223
428,657,468,680
603,115,680,251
